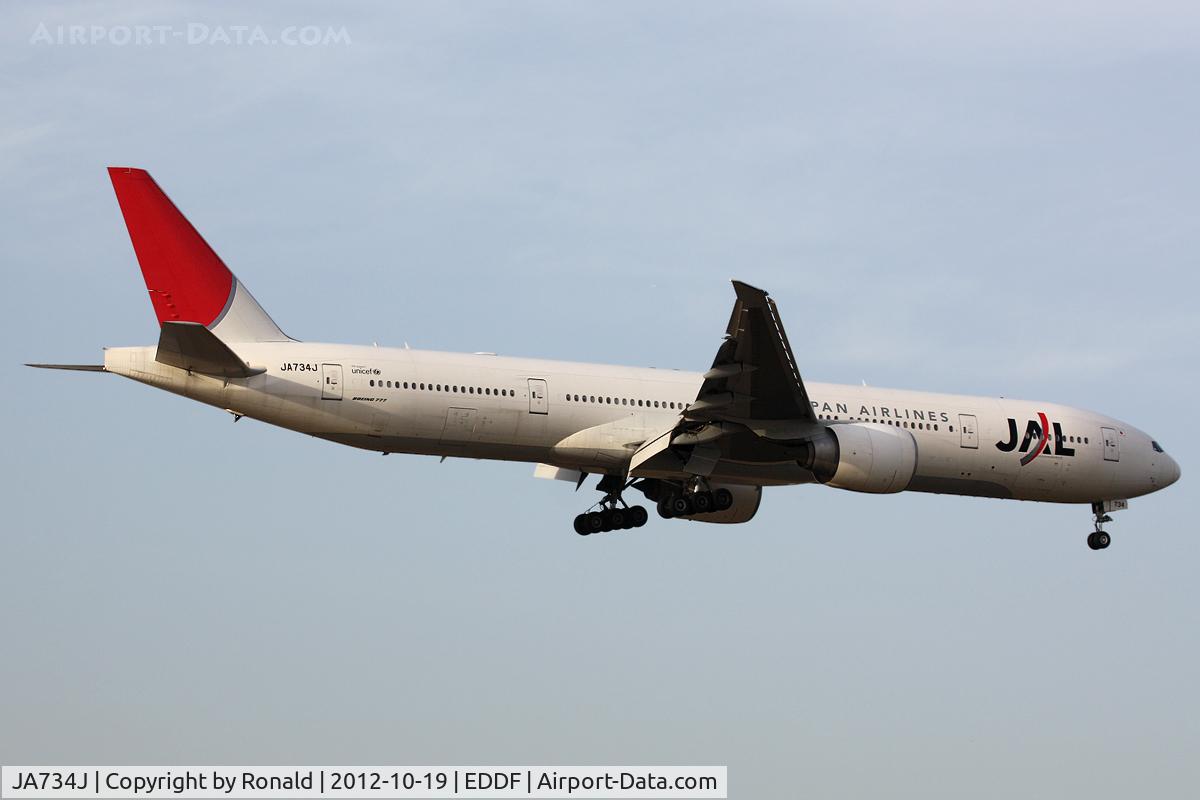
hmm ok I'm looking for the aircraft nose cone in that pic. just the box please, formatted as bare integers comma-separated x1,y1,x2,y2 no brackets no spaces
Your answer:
1164,456,1181,488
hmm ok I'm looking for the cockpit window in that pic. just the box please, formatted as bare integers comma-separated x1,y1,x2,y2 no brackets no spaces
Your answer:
1152,441,1165,453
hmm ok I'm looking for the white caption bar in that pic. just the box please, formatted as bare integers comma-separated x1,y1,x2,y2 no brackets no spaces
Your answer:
1,767,726,799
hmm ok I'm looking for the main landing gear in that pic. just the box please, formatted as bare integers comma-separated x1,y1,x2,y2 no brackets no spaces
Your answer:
656,484,734,519
573,505,649,535
1087,502,1113,550
573,475,649,536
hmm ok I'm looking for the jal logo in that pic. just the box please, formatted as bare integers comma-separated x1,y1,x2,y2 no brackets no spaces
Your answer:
996,412,1075,466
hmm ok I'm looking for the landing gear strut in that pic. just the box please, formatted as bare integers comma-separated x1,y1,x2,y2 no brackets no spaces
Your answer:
574,475,649,536
1088,502,1113,550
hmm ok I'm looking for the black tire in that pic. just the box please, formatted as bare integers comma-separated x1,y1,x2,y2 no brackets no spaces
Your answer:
1095,531,1111,549
671,496,694,516
1087,532,1100,550
574,514,590,536
630,505,649,528
693,491,714,513
657,498,674,519
713,488,734,511
610,509,627,530
599,509,615,532
586,512,605,534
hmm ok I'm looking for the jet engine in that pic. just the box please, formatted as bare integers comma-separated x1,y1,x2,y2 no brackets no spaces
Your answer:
802,423,917,494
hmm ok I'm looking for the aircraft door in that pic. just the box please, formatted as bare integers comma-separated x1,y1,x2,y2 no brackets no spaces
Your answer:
321,363,343,400
958,414,978,448
528,378,548,414
1102,426,1120,461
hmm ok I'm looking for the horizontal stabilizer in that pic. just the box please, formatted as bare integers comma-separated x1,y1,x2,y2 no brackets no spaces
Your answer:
156,321,265,378
25,363,106,372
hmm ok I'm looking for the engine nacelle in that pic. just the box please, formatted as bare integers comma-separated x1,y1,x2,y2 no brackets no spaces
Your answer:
679,484,762,524
804,423,917,494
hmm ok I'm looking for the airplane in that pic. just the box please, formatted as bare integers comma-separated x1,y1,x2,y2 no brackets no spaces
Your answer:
29,168,1181,550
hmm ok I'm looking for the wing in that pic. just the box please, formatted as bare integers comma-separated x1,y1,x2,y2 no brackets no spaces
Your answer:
629,281,823,481
687,280,817,425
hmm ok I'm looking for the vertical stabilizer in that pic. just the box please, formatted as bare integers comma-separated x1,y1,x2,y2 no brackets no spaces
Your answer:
107,167,291,342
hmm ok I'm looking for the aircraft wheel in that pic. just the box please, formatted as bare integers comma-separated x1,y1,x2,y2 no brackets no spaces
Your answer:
657,498,674,519
1095,531,1111,549
670,495,694,516
693,491,714,513
713,488,734,511
574,514,590,536
586,511,606,534
629,505,649,528
609,508,627,530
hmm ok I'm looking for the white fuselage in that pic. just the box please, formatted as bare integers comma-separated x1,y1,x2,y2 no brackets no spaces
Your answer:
101,342,1179,505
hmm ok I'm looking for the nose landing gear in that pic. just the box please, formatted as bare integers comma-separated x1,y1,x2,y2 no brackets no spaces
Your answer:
1088,502,1113,550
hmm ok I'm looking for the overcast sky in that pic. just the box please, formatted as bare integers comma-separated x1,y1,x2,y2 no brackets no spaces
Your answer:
2,2,1197,797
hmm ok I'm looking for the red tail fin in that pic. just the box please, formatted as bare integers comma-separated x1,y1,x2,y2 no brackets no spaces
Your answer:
108,167,289,342
108,167,233,326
